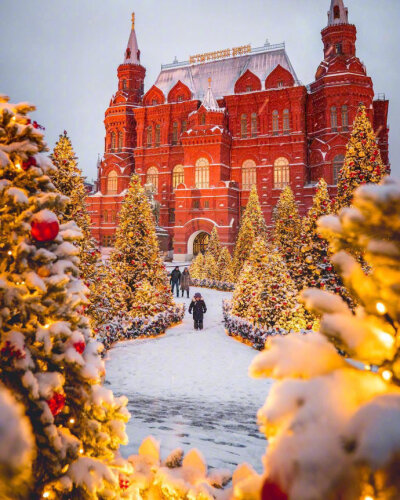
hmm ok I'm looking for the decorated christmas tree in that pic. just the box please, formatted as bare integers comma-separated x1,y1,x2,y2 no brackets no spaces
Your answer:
299,178,348,301
205,226,222,262
0,95,130,497
217,246,234,283
49,131,100,288
204,253,218,281
335,104,387,211
273,185,303,287
232,216,256,278
250,177,400,500
109,174,173,314
189,253,206,280
241,185,268,237
232,238,307,331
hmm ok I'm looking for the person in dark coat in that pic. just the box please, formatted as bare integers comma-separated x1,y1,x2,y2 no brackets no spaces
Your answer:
170,266,181,297
188,292,207,330
180,268,191,298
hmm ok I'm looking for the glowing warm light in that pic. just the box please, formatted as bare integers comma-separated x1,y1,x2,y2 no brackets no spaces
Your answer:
376,302,386,314
7,250,12,255
15,162,21,170
69,418,75,424
364,364,371,371
375,329,395,349
42,493,50,499
44,324,50,329
79,448,84,454
382,370,392,381
364,496,374,500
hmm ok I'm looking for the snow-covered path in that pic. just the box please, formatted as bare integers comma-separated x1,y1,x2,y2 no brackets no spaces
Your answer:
105,287,272,471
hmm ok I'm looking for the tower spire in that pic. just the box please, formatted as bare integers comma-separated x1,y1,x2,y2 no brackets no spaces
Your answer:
327,0,348,26
124,12,140,64
202,79,219,111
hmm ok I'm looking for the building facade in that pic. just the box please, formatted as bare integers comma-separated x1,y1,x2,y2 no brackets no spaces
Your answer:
87,1,389,260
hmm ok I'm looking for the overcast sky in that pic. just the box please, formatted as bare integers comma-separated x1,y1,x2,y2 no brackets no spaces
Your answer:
1,0,399,180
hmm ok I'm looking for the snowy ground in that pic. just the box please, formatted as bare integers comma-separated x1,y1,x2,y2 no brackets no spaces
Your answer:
105,287,272,471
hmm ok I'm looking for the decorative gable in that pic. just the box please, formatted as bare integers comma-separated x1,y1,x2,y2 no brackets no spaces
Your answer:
265,64,295,90
234,70,262,94
143,85,165,106
167,80,192,103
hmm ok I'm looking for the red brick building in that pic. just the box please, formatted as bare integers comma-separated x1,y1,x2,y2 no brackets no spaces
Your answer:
87,0,389,260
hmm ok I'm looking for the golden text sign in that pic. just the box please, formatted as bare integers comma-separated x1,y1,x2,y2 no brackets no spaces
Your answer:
189,44,251,64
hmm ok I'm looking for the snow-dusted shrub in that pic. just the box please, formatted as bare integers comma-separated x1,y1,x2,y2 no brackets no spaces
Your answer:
249,177,400,499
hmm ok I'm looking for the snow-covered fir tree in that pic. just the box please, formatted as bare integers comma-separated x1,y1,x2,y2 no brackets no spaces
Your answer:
232,216,256,278
273,185,303,288
335,104,387,211
49,131,100,288
241,185,268,237
250,177,400,500
300,178,349,304
204,253,218,280
205,226,222,262
217,246,234,283
232,238,307,331
189,252,206,280
109,174,173,315
0,95,130,498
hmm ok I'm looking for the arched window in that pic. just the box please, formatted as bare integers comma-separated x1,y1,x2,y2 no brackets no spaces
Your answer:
334,5,340,19
146,166,159,192
110,132,116,151
122,79,127,90
283,109,290,133
241,114,247,138
200,114,206,125
172,121,178,145
118,131,123,151
251,113,258,137
146,125,152,147
155,124,161,147
103,210,108,223
242,159,257,190
341,105,348,131
272,110,279,135
195,157,209,189
274,157,290,189
111,212,116,223
181,120,187,133
172,164,184,188
331,106,337,131
333,154,345,184
107,170,118,194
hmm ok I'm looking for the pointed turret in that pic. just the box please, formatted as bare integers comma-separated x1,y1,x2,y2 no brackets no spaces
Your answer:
202,78,219,111
327,0,349,26
124,12,141,64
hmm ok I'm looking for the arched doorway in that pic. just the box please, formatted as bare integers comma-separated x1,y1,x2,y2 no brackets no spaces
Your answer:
193,232,210,255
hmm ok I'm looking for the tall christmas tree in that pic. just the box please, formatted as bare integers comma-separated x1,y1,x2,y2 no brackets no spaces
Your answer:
232,216,256,278
335,104,387,211
217,247,234,283
250,177,400,500
241,185,268,237
0,95,130,498
204,253,219,281
273,185,303,288
190,253,206,280
109,174,173,315
205,226,222,262
49,131,100,293
232,238,307,331
299,179,347,296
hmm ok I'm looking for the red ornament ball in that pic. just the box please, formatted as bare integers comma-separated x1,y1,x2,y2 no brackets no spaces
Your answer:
47,392,66,416
1,341,25,360
73,341,86,354
22,156,37,171
261,479,288,500
31,210,59,242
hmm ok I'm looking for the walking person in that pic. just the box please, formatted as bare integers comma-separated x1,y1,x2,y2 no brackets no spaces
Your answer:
170,266,181,298
188,292,207,330
180,267,191,298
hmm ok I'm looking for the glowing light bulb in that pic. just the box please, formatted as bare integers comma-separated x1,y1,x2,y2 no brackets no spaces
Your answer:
364,496,374,500
44,324,50,329
382,370,392,381
376,302,386,314
364,364,371,371
15,162,21,170
7,251,12,255
42,492,50,499
69,418,75,424
79,448,84,454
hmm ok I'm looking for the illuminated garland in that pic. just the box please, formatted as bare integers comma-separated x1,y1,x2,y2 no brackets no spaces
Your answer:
190,278,235,292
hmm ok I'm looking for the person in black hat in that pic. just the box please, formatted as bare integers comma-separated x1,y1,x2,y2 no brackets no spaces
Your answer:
188,292,207,330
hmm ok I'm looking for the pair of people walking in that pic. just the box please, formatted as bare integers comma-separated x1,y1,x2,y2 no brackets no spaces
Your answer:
169,266,190,298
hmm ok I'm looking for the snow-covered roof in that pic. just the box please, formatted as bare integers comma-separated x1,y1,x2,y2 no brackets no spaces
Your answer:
201,80,221,111
154,42,299,100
